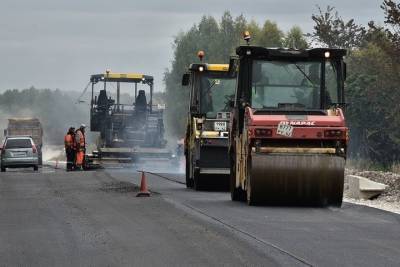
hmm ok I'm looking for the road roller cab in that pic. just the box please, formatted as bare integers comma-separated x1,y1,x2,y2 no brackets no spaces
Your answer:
229,35,348,206
182,51,236,190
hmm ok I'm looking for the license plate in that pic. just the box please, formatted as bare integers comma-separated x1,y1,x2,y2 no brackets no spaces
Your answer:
12,152,26,157
214,121,227,131
277,122,294,137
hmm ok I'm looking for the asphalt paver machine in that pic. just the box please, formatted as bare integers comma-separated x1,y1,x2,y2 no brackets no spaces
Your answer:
89,71,168,162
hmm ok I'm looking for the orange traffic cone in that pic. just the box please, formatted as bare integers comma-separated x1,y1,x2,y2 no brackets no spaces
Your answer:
136,171,150,197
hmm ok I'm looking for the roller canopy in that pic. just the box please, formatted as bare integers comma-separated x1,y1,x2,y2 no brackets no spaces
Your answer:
236,46,347,60
90,73,154,84
189,64,229,72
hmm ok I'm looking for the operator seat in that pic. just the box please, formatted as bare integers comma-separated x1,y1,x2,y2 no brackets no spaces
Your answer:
97,90,108,110
135,90,147,112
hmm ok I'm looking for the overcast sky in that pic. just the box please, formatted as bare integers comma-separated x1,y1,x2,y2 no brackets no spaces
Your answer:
0,0,384,93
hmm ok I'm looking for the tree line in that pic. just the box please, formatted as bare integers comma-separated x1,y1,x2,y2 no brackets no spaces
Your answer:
0,87,88,145
0,87,166,146
164,12,308,137
309,1,400,165
164,1,400,167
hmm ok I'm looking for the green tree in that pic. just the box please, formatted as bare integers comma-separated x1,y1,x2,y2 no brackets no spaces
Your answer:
258,20,284,47
310,3,400,166
164,13,293,137
382,0,400,36
233,14,247,46
284,26,309,49
219,11,236,58
380,0,400,52
309,6,366,49
246,20,262,45
346,44,400,163
0,87,89,145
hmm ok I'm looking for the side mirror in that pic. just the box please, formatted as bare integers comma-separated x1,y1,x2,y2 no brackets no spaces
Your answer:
182,73,190,86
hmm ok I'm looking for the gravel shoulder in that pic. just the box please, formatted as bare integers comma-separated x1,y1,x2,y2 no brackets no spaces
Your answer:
345,169,400,214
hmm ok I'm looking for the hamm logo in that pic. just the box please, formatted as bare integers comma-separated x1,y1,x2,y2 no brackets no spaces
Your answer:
280,121,316,126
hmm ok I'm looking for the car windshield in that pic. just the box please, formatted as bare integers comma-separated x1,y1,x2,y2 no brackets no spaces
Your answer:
5,139,32,149
199,75,236,118
251,60,339,110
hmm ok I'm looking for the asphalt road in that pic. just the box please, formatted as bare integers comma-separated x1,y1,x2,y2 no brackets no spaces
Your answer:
111,161,400,267
1,164,400,266
0,167,282,266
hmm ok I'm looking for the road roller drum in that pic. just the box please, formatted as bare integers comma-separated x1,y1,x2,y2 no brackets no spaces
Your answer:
247,152,345,206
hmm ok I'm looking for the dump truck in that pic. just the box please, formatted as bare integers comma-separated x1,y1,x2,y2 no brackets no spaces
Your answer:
89,71,169,162
229,32,348,206
4,118,43,165
182,51,236,189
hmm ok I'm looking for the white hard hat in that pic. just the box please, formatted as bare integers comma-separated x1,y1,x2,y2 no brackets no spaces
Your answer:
80,124,86,128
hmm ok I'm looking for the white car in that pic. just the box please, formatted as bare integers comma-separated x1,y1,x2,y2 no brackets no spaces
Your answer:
0,136,39,172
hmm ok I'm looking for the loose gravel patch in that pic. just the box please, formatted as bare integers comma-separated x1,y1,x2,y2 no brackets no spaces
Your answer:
100,181,139,193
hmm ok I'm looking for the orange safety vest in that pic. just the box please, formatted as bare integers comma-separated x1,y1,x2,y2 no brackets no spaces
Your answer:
75,130,85,151
64,134,74,149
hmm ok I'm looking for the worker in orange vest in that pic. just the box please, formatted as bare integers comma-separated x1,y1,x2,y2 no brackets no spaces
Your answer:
64,127,76,171
75,124,86,170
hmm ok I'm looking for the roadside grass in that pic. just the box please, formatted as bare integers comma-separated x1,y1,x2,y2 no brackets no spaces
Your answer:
346,158,388,172
390,162,400,174
347,158,400,174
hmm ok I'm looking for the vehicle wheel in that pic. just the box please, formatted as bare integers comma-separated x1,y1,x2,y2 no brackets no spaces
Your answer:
185,155,193,188
1,167,5,172
190,151,202,190
193,168,203,191
246,175,254,205
33,165,38,171
230,156,245,201
246,155,255,205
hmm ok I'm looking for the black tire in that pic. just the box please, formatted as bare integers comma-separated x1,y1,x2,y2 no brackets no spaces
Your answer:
230,156,245,201
246,174,255,205
185,155,193,188
193,168,203,191
246,154,255,205
1,167,5,172
33,165,38,171
190,151,202,190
